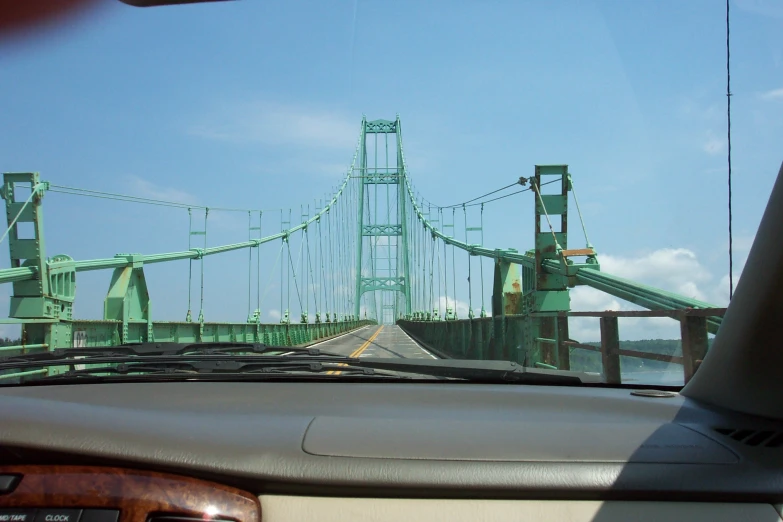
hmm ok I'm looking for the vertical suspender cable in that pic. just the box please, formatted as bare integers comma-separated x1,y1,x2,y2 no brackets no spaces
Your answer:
464,204,471,314
248,211,252,318
442,235,448,316
280,211,284,320
328,208,334,318
187,208,193,321
287,237,304,313
726,0,734,300
337,192,343,317
430,235,436,316
259,241,284,320
300,206,305,317
422,202,427,313
257,211,262,313
198,208,208,322
319,216,328,317
306,228,318,316
432,236,443,317
480,204,485,314
305,206,310,319
452,207,457,317
286,211,291,318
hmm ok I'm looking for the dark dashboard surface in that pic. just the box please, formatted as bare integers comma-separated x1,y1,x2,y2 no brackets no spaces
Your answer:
1,381,782,501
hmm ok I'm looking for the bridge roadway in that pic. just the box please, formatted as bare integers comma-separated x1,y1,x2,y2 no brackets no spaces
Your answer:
308,325,437,359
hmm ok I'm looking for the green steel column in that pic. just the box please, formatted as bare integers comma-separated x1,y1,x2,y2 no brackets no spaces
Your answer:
532,165,570,309
528,165,571,367
491,252,523,316
396,116,412,316
1,172,76,355
353,117,367,318
2,173,75,321
104,254,151,344
3,173,54,318
490,249,523,361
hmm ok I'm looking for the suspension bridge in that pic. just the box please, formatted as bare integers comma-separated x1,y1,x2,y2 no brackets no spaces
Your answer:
0,116,726,384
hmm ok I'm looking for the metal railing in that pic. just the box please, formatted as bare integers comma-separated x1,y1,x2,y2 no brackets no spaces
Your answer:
399,308,726,385
536,308,726,384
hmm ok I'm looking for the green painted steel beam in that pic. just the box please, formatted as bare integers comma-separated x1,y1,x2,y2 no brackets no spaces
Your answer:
360,276,405,293
0,266,38,284
364,119,397,133
362,224,402,236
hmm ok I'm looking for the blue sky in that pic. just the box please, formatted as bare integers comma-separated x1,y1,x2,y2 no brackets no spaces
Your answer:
0,0,781,340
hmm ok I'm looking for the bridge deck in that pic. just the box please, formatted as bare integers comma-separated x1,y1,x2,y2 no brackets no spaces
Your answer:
310,325,437,359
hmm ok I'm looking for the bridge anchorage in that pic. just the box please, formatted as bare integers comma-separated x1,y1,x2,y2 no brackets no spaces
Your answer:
0,116,725,385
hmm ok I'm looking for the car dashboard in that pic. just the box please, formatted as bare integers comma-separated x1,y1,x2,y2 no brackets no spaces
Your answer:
1,381,782,522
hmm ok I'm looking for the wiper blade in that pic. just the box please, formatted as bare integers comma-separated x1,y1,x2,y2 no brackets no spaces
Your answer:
343,358,602,384
21,359,404,383
0,342,344,366
0,348,600,384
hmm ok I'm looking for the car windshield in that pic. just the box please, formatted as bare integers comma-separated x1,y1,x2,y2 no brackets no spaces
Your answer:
0,0,779,388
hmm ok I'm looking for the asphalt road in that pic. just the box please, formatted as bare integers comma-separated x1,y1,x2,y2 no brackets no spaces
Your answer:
310,325,437,359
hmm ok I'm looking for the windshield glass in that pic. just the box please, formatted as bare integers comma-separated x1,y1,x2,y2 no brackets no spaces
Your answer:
0,0,780,388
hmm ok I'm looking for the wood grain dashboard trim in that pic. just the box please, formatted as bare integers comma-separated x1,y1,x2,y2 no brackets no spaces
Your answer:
0,466,260,522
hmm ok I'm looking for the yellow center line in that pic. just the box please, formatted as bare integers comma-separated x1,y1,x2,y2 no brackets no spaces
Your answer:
327,325,384,375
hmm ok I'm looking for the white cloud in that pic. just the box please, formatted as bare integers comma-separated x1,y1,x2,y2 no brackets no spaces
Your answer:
567,245,755,341
759,88,783,101
267,309,281,320
188,99,358,149
569,287,682,342
598,248,712,301
127,176,199,205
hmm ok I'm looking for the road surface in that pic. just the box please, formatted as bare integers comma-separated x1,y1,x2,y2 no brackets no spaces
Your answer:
309,325,437,359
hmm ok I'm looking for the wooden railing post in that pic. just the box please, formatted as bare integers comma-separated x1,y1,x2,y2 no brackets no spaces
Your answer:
600,316,621,384
681,314,708,383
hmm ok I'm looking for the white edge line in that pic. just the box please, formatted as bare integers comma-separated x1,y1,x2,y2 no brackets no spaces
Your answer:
397,326,438,359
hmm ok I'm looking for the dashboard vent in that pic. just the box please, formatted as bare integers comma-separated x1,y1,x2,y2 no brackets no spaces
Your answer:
713,428,783,447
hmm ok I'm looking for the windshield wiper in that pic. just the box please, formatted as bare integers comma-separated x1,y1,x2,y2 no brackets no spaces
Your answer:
0,342,344,366
1,352,599,385
347,358,601,384
18,359,405,383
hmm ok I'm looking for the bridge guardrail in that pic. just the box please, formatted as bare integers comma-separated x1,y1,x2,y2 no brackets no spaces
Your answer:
398,307,725,385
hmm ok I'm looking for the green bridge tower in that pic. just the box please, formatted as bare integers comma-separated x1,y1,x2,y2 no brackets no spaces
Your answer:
353,116,412,322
